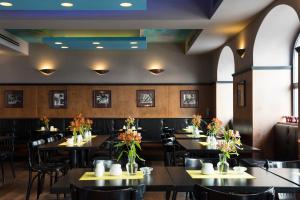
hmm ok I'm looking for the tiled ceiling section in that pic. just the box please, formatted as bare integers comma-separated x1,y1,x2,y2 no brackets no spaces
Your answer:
0,0,147,10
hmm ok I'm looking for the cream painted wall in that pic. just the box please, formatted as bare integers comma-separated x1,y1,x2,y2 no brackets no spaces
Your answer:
216,83,233,126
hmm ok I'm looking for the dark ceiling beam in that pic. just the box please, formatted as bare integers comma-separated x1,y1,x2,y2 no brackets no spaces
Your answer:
194,0,223,19
209,0,223,18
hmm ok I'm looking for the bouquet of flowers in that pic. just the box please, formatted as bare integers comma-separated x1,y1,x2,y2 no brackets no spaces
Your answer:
207,118,222,137
125,116,135,129
40,115,50,130
69,113,93,140
191,114,202,128
115,129,144,175
217,129,243,174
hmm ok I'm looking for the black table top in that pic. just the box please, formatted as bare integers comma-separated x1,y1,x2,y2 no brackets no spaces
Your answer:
50,167,174,194
166,167,300,193
268,168,300,187
39,135,109,151
176,139,260,154
174,134,207,140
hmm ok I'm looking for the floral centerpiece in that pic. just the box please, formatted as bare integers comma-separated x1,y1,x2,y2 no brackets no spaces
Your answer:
191,114,202,135
125,116,135,130
217,129,242,174
206,118,222,145
115,129,144,175
69,113,93,143
40,116,50,131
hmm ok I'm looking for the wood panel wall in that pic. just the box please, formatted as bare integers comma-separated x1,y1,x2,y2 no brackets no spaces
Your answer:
0,85,215,118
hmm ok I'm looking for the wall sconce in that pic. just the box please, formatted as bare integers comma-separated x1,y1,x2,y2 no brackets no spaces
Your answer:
148,68,165,75
295,46,300,53
236,48,246,58
39,69,56,76
93,69,110,75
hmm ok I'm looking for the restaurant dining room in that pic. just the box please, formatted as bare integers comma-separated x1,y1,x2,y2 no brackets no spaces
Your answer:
1,0,300,200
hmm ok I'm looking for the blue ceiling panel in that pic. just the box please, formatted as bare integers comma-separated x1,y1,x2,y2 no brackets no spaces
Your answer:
43,37,147,50
0,0,146,10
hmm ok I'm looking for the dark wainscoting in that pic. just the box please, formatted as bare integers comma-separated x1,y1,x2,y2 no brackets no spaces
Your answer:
0,117,211,143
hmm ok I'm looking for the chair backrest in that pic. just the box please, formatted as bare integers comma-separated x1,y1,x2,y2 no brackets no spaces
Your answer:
70,184,145,200
185,158,203,170
265,160,300,169
0,136,14,153
27,139,46,168
193,185,275,200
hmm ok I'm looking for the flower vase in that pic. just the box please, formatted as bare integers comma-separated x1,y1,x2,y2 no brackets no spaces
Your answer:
126,157,138,175
217,154,229,174
192,126,199,135
206,134,217,145
45,123,49,131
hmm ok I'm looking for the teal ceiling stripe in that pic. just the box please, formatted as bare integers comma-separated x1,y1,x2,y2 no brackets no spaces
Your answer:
43,37,147,50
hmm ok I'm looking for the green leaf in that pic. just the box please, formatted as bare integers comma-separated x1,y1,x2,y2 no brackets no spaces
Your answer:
117,151,124,161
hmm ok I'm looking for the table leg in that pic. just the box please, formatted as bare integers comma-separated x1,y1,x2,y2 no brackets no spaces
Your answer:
70,150,78,168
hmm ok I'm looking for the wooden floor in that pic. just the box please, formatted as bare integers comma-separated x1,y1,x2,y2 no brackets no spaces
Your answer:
0,161,185,200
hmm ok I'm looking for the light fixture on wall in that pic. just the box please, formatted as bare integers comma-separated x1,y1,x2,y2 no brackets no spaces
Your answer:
295,46,300,53
148,68,165,75
93,69,110,75
39,68,56,76
236,48,246,58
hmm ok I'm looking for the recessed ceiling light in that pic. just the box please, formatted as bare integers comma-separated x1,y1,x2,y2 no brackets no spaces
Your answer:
93,42,100,45
120,2,133,7
130,41,138,45
96,46,104,49
0,2,13,7
61,46,69,49
54,42,63,45
61,2,73,7
131,46,138,49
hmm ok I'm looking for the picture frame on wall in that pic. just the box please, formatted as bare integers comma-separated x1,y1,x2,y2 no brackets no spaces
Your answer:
237,80,246,107
5,90,23,108
49,90,67,109
180,90,199,108
136,90,155,107
93,90,111,108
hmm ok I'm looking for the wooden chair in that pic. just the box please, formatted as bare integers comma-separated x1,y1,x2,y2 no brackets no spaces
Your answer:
26,139,69,200
70,184,145,200
193,185,275,200
0,135,15,183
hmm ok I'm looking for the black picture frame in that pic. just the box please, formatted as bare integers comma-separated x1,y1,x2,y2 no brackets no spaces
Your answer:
237,80,246,107
93,90,112,108
136,90,155,107
180,90,199,108
49,90,67,109
5,90,23,108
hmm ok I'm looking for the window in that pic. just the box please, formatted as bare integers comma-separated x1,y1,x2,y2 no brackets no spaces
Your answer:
292,33,300,117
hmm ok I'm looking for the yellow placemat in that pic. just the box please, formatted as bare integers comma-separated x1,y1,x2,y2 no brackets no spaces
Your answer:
187,134,207,138
183,128,192,133
186,170,256,179
79,171,144,181
59,135,97,146
199,142,208,146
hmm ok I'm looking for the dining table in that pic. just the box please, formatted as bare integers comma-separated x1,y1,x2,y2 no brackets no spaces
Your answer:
173,133,207,140
50,166,300,199
176,139,261,157
38,135,110,168
50,166,174,199
267,168,300,187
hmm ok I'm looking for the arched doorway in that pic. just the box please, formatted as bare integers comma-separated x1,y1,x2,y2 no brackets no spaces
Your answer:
216,46,235,127
252,4,300,157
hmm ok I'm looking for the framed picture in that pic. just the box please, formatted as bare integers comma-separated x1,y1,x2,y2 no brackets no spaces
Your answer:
237,81,246,107
49,90,67,109
180,90,199,108
136,90,155,107
5,90,23,108
93,90,111,108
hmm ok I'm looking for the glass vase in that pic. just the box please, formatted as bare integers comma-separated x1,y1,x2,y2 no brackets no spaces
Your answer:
217,154,229,174
126,157,138,175
192,126,199,135
206,134,217,145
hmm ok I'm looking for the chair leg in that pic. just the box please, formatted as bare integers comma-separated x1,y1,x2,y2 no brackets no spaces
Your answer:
26,171,39,200
9,155,16,178
172,191,178,200
0,161,4,183
37,173,41,199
